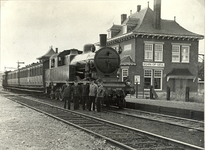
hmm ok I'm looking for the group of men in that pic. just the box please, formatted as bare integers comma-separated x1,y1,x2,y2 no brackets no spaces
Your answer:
62,79,105,112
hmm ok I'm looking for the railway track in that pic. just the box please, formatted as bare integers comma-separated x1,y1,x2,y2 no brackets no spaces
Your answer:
2,93,203,150
103,107,204,132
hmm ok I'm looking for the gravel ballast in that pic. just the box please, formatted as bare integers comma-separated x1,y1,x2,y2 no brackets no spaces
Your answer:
0,95,121,150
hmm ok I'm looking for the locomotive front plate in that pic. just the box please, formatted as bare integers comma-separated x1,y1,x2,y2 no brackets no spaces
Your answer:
94,47,120,74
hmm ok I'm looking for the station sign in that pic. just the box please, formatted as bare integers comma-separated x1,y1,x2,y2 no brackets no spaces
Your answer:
143,62,165,67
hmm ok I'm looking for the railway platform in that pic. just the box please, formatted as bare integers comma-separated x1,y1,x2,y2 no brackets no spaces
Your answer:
125,96,204,121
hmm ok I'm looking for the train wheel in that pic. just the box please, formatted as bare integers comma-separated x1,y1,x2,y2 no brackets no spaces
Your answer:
50,93,55,99
105,98,110,107
59,92,63,101
118,101,123,109
118,98,125,109
54,90,59,100
55,94,59,100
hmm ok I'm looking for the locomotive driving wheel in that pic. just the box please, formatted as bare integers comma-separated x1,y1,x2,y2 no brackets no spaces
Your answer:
50,91,55,99
118,97,126,109
54,87,63,101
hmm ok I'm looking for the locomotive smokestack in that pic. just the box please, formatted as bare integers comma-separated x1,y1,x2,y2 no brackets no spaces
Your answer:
137,5,141,12
99,34,107,47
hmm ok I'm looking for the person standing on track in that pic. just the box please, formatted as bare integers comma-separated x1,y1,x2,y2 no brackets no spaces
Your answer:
73,80,80,110
81,80,89,110
96,81,105,112
88,80,97,111
61,81,67,101
63,82,72,109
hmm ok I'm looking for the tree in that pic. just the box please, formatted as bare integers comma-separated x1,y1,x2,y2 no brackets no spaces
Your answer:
198,54,204,81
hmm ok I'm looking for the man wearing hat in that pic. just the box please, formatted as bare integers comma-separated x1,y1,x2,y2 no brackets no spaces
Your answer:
96,80,105,112
81,80,89,110
88,80,97,111
72,80,81,110
63,82,71,109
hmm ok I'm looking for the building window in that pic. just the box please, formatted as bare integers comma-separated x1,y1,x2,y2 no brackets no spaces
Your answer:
144,44,153,61
172,45,180,62
144,69,162,90
172,44,190,63
144,69,152,89
144,43,163,62
181,46,189,63
154,44,163,61
122,69,128,81
154,70,162,89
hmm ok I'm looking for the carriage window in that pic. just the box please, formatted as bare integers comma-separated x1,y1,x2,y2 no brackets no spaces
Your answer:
58,57,65,66
51,59,55,68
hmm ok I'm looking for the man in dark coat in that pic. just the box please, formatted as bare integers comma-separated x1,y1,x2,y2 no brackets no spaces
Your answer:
81,80,89,110
63,82,72,109
88,80,97,111
72,80,81,110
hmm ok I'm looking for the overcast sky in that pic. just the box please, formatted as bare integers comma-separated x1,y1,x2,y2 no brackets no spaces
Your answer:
1,0,204,71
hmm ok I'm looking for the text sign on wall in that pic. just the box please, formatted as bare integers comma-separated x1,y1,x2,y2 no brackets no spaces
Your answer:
134,75,140,84
124,44,132,51
143,62,165,67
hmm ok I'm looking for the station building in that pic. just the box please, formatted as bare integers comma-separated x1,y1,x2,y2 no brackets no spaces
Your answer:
103,0,204,97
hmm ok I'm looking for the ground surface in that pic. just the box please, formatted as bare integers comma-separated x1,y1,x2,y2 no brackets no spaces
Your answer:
0,95,121,150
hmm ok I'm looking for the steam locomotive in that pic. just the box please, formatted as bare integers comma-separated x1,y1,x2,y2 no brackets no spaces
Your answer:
2,34,134,108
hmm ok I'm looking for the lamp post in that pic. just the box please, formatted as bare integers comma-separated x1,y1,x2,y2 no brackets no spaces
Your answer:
17,61,24,85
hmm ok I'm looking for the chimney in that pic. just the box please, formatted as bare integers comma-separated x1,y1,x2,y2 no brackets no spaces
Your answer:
99,34,107,47
137,5,141,12
121,14,127,24
55,48,58,53
154,0,161,29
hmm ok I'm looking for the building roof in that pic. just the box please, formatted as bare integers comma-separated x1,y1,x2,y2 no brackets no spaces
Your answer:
167,68,193,76
121,55,136,66
133,7,202,38
108,24,122,31
37,47,56,60
166,68,196,81
107,6,203,43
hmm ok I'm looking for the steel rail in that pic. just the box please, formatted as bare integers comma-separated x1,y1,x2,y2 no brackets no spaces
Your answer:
105,109,204,132
5,94,203,150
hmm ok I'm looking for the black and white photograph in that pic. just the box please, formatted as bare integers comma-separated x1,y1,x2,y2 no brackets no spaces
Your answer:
0,0,204,149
